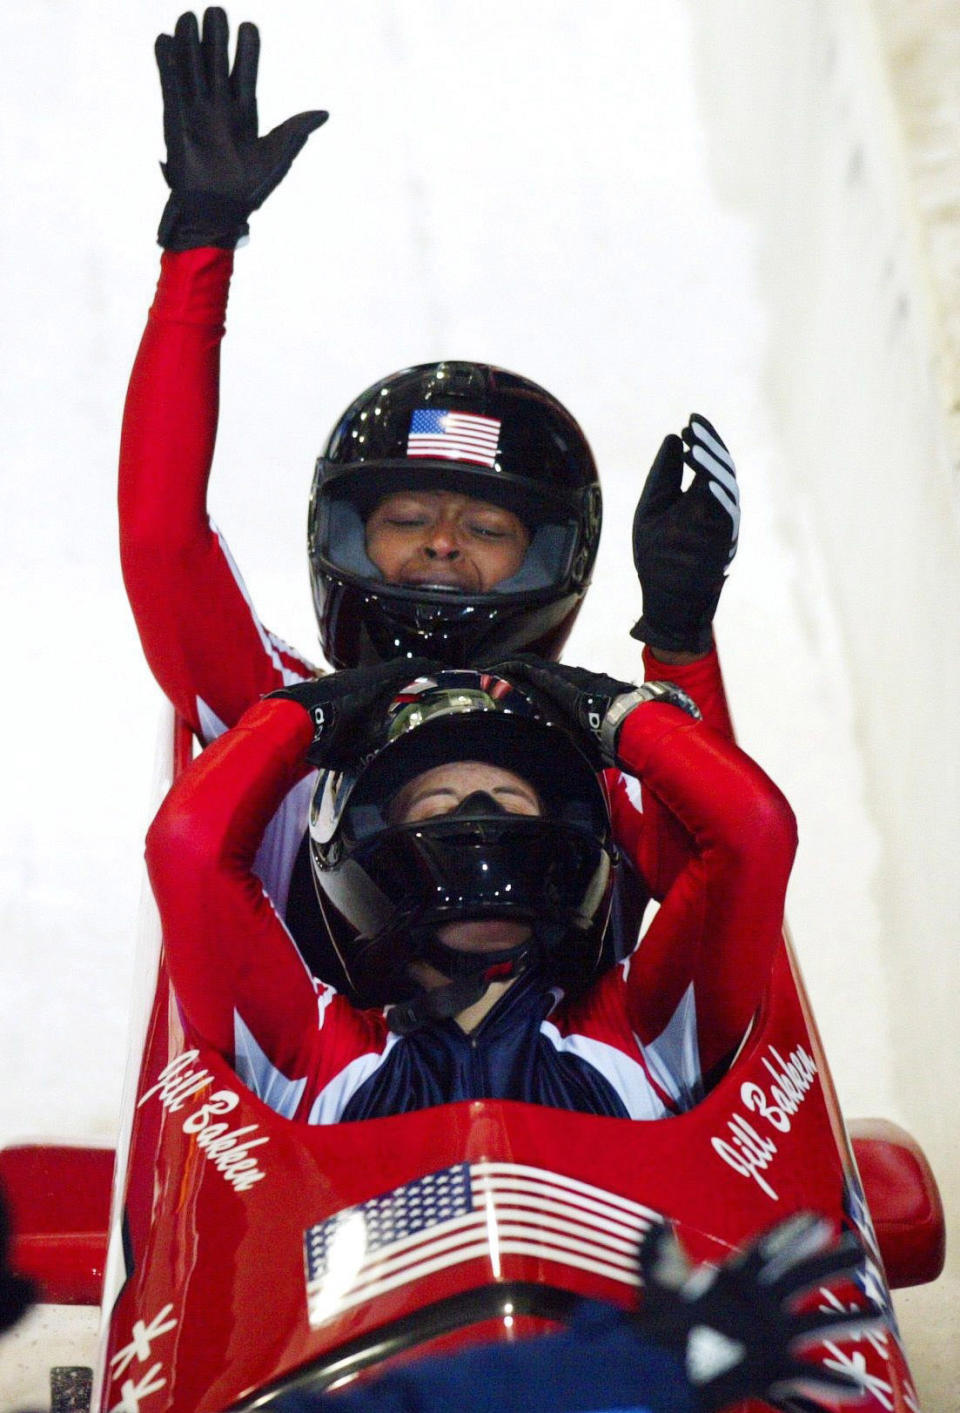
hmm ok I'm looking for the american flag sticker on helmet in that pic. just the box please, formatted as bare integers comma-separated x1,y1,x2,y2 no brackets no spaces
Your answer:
406,408,501,467
304,1161,658,1326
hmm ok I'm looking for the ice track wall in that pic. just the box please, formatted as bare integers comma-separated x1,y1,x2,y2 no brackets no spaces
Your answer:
692,2,960,1406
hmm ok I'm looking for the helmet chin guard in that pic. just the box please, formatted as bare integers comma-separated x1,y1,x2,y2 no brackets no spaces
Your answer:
308,361,601,668
308,670,616,1010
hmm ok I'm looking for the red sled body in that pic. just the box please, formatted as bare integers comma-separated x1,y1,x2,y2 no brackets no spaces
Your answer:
2,714,945,1412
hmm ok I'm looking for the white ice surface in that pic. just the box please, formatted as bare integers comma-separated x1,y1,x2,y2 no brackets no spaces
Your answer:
0,2,952,1408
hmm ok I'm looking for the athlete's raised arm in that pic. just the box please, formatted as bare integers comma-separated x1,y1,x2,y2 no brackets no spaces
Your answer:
480,656,796,1078
120,9,327,739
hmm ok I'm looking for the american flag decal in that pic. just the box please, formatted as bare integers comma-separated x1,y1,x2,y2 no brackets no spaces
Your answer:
406,408,501,467
305,1162,658,1327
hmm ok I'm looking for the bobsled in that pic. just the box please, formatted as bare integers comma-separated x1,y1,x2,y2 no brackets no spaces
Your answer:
1,712,945,1413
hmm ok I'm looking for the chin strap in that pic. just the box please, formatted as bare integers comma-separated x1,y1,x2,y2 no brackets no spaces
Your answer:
387,934,538,1036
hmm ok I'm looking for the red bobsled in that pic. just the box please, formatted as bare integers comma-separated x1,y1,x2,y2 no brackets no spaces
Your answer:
1,713,945,1412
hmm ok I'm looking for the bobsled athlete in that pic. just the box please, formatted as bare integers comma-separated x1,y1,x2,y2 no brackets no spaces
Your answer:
122,7,738,716
269,1216,878,1413
121,7,610,727
146,658,795,1122
121,9,741,974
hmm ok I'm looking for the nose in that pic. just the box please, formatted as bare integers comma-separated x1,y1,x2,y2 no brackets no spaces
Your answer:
422,521,461,560
450,791,509,819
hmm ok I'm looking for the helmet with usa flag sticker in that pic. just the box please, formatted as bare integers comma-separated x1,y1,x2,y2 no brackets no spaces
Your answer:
308,361,602,668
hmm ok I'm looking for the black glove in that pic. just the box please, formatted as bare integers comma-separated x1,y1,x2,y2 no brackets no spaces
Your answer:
269,659,440,770
636,1213,883,1413
631,413,740,656
481,655,699,769
155,8,328,251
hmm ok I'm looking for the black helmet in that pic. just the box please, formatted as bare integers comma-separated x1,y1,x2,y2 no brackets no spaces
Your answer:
308,362,602,668
308,669,616,1015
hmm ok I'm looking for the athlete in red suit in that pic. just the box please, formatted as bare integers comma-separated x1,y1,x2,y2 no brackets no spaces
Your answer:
119,243,736,744
118,247,732,897
146,667,794,1125
123,12,741,954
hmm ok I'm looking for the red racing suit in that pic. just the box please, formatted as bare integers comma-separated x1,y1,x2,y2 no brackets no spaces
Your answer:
119,248,737,923
146,697,796,1124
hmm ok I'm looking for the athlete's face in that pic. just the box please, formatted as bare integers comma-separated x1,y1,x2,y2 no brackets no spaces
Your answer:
364,490,530,593
393,760,540,957
391,760,541,825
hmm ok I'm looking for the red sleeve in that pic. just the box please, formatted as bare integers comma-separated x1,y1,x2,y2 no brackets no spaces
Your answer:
145,697,383,1088
119,248,316,740
613,703,797,1074
610,643,735,899
641,642,734,738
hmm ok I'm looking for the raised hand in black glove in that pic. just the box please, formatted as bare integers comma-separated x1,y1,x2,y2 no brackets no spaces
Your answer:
636,1212,882,1413
482,654,700,770
268,659,439,770
631,413,740,657
155,8,328,251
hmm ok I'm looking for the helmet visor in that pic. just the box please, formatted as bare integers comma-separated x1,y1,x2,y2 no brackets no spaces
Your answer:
311,707,608,851
312,466,581,602
323,816,612,946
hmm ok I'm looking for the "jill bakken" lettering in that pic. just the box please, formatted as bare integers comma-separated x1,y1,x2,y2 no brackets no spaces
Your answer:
139,1051,268,1192
710,1043,817,1199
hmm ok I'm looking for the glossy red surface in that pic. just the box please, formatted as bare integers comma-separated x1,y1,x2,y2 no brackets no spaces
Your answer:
850,1118,946,1287
0,1144,113,1304
89,936,924,1413
4,1112,942,1310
